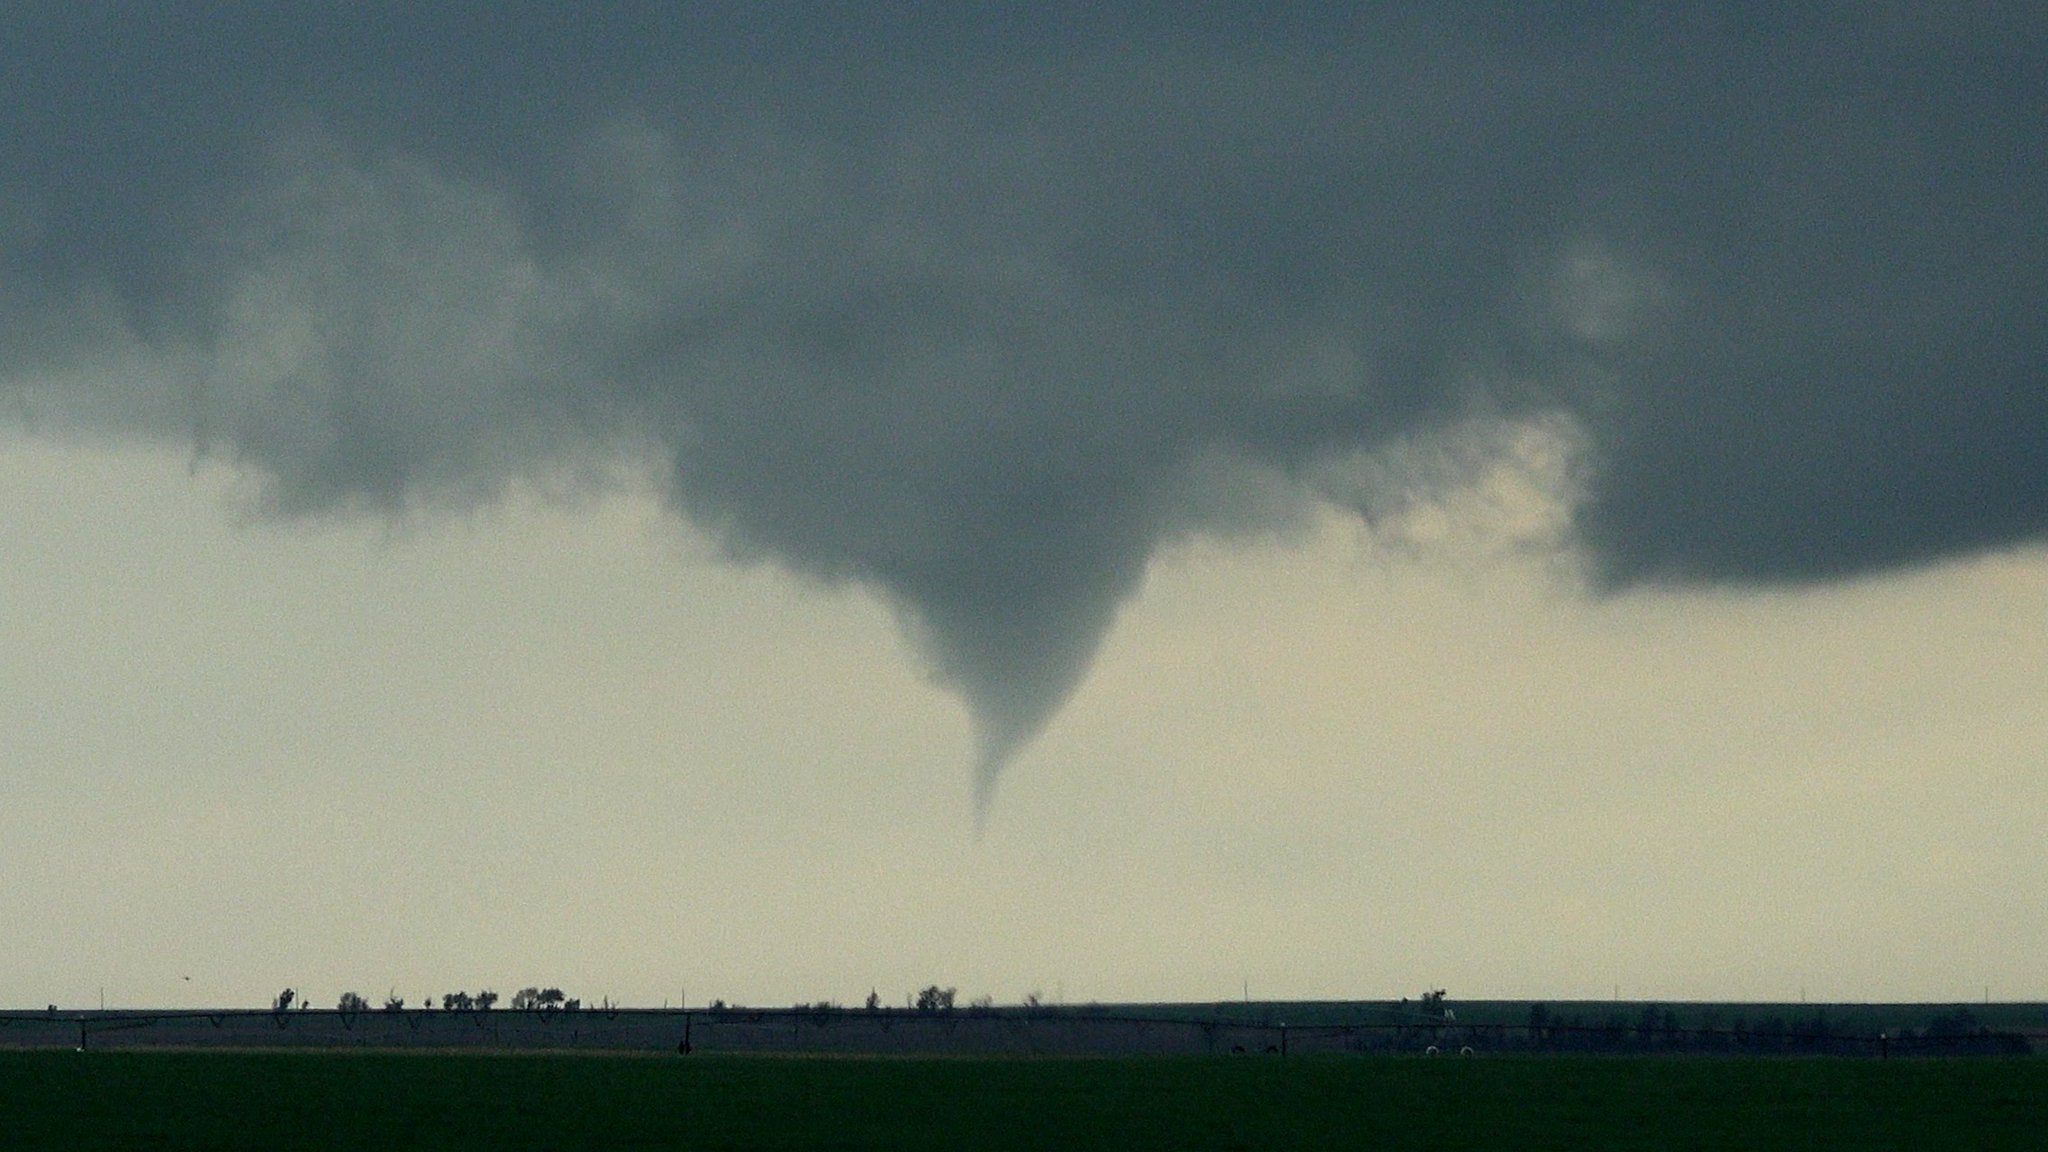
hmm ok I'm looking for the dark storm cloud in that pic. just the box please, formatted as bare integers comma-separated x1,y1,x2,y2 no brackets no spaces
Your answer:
4,4,2043,805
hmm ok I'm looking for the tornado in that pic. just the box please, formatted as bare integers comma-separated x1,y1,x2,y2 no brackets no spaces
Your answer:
3,6,2042,823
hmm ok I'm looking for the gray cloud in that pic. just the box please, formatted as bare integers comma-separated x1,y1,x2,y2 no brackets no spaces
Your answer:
4,5,2043,811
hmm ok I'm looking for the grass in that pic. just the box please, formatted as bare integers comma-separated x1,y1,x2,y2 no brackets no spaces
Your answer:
1,1049,2041,1150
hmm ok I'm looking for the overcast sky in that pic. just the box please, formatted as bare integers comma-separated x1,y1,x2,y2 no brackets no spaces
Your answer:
3,3,2045,1010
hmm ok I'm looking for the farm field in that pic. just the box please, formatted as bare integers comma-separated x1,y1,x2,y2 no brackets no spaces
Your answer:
2,1050,2042,1150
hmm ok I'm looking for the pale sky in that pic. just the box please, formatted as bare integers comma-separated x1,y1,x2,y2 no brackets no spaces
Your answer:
3,4,2045,1009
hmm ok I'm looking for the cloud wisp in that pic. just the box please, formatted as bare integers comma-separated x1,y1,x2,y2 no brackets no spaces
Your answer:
3,7,2042,816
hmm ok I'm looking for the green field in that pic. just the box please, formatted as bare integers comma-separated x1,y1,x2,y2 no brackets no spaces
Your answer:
3,1050,2040,1150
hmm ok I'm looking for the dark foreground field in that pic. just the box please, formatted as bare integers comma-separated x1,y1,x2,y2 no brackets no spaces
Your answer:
2,1050,2040,1150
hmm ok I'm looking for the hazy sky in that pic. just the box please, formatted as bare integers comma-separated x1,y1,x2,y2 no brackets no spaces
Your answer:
3,4,2045,1010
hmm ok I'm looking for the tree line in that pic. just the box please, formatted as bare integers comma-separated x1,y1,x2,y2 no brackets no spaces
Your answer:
278,987,614,1014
